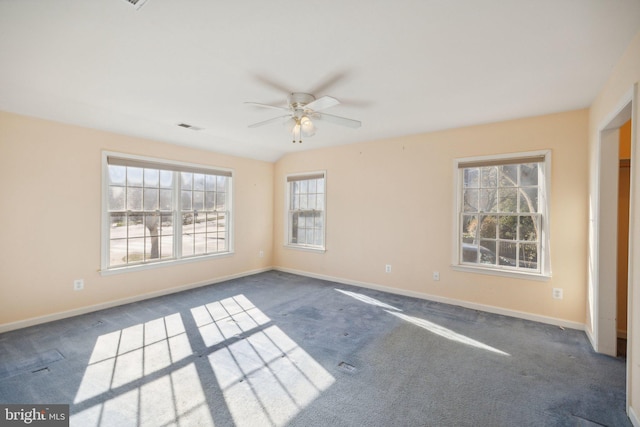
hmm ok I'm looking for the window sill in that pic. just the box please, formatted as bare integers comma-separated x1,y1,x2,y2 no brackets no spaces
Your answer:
284,244,326,254
451,264,551,282
100,251,234,276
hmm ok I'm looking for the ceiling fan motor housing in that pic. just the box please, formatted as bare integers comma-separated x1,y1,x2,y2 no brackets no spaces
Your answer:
288,93,316,114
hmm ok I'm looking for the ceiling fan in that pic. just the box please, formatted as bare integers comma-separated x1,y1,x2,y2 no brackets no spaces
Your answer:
245,93,361,143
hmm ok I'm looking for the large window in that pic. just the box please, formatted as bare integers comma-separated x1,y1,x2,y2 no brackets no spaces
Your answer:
454,151,550,278
286,172,326,251
102,153,232,272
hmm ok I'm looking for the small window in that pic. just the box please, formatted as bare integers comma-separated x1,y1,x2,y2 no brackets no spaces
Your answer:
286,172,326,251
102,153,232,272
454,151,551,278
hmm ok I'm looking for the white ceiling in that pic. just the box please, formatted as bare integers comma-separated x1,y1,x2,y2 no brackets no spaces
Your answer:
1,0,639,162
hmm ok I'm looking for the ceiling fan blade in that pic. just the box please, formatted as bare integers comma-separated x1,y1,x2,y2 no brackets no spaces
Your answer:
315,112,361,129
244,102,290,112
248,115,290,128
309,71,349,95
253,74,293,94
304,96,340,112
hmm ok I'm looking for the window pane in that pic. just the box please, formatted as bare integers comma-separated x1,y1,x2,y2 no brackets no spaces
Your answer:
299,180,308,193
316,194,324,210
498,241,517,266
480,167,497,187
109,186,125,211
109,213,126,267
479,215,496,239
127,187,143,211
316,178,325,193
194,234,206,255
109,165,126,185
519,216,538,241
144,169,159,187
218,232,227,252
159,170,173,188
182,234,194,257
299,194,308,209
128,214,144,238
143,188,159,211
206,213,218,233
291,212,299,243
159,233,173,260
181,191,192,211
462,215,478,242
128,237,144,264
161,214,173,239
463,168,479,188
159,189,172,211
181,172,192,190
205,175,216,191
479,240,496,265
519,187,538,213
520,163,538,186
499,165,517,187
127,167,143,186
216,176,226,192
498,188,517,212
462,243,478,263
205,192,215,210
463,189,478,212
109,239,127,267
519,243,538,269
193,174,205,191
193,191,204,211
216,193,226,211
308,194,317,209
308,179,317,193
314,227,323,246
479,188,497,212
499,215,517,240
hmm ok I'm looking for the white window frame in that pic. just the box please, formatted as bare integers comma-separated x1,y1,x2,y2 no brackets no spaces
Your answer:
452,150,551,280
100,151,234,275
284,171,327,252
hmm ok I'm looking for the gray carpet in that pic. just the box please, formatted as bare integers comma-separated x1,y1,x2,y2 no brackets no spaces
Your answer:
0,271,630,426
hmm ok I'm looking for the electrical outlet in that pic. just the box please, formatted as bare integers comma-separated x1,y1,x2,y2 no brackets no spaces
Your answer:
259,250,264,258
385,264,392,273
73,279,84,291
552,288,563,300
433,271,440,281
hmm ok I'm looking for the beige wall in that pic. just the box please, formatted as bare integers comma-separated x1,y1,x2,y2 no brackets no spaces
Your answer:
274,109,589,325
0,111,273,328
588,29,640,423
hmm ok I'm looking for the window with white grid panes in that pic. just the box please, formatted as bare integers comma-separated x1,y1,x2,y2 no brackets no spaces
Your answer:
287,172,325,250
180,172,228,257
104,154,232,271
456,153,550,276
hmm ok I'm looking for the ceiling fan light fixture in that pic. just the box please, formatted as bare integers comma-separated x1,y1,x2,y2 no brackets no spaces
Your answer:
300,116,316,137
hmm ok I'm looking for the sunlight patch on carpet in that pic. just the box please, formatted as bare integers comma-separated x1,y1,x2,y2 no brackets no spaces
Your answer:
386,310,510,356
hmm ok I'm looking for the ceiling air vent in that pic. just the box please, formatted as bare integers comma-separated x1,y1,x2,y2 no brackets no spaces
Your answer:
122,0,148,10
178,123,203,131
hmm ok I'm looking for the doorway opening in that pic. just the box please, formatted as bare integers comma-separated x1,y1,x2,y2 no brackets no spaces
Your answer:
593,98,632,358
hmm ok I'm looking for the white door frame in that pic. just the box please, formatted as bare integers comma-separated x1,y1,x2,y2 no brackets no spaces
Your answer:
589,85,636,413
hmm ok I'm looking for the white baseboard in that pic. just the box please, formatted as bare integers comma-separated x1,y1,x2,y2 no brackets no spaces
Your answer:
0,267,271,334
630,406,640,427
275,266,585,331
